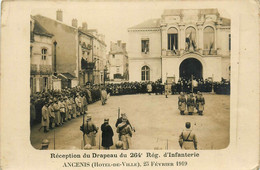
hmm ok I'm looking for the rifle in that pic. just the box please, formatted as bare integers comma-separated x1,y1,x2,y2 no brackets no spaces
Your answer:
83,113,86,147
118,107,120,119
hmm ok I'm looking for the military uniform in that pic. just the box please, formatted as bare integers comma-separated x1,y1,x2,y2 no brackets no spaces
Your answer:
53,100,61,126
117,121,132,150
187,94,195,115
82,116,98,146
178,93,186,115
41,104,49,132
101,89,108,105
196,92,205,115
48,102,55,129
179,122,198,150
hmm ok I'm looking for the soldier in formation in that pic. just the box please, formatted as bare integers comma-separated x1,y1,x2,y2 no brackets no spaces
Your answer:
178,92,186,115
179,122,198,150
195,91,205,116
186,93,195,115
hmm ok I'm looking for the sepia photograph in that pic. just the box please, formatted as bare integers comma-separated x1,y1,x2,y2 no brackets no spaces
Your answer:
29,7,231,150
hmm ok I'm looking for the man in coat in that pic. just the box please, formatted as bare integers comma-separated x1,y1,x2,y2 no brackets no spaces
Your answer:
81,114,99,147
41,101,49,133
178,92,186,115
196,91,205,116
179,122,198,150
75,93,82,117
117,117,132,150
147,82,152,95
53,98,61,127
48,100,55,129
101,118,114,149
101,87,108,105
187,93,195,115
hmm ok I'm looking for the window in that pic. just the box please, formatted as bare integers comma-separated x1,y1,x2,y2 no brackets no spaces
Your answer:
229,34,231,51
185,27,197,50
141,39,149,53
112,54,115,58
203,26,215,50
141,66,150,81
41,49,47,60
167,28,178,51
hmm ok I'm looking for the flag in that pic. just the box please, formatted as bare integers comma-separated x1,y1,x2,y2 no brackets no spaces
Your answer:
209,42,214,55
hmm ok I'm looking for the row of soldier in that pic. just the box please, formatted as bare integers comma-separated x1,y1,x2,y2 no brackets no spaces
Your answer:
106,79,230,96
178,91,205,116
41,93,88,133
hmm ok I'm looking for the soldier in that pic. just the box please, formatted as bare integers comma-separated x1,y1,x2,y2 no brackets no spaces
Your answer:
48,100,55,129
187,93,195,115
101,87,108,105
70,95,76,119
66,96,72,120
165,81,169,98
178,92,186,115
41,101,49,133
196,91,205,115
101,119,114,149
81,114,99,147
179,122,198,150
75,93,82,117
116,117,132,150
59,97,66,124
82,93,88,114
53,98,61,127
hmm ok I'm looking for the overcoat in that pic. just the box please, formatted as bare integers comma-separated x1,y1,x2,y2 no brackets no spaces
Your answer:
101,123,114,147
41,105,49,127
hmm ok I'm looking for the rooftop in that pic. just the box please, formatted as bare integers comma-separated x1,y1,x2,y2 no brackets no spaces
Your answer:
128,18,161,30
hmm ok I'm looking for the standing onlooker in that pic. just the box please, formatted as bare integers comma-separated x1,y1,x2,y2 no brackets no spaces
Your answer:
101,119,114,149
41,101,49,133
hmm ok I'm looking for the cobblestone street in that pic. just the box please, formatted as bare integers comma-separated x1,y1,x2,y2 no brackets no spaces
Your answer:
31,94,230,150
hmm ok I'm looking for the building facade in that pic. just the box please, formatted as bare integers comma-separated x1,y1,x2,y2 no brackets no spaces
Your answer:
30,16,54,94
128,9,231,83
33,10,106,88
108,40,128,80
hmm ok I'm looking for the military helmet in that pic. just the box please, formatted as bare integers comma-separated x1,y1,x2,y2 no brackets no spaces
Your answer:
115,141,123,149
41,139,50,146
84,144,92,150
185,122,191,129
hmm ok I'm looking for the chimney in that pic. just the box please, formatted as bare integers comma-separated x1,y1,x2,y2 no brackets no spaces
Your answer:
82,22,88,31
56,10,63,22
72,18,78,28
122,43,126,52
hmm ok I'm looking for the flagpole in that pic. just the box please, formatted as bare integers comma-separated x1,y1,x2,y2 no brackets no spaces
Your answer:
191,74,193,93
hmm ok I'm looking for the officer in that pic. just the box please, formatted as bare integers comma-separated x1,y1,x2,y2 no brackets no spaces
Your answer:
178,92,186,115
81,114,99,147
187,93,195,115
179,122,198,150
53,98,61,127
75,93,82,117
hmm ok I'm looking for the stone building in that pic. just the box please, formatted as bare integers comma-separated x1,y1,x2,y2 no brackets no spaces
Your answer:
128,9,231,83
33,10,106,87
108,40,128,80
30,16,54,94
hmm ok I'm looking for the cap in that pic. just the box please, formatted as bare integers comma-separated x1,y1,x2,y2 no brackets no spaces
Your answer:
104,118,109,122
185,122,191,129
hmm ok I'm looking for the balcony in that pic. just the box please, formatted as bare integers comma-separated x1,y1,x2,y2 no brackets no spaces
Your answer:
30,64,38,75
81,58,95,70
203,49,217,55
166,50,180,56
40,65,52,75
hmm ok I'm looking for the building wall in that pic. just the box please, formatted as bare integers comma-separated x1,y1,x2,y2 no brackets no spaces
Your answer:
34,15,78,78
128,9,230,82
30,33,53,93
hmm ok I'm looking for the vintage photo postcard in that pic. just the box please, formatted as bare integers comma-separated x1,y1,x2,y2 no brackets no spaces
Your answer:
1,0,259,170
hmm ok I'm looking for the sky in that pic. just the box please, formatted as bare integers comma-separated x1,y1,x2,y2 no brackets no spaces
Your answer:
31,1,230,52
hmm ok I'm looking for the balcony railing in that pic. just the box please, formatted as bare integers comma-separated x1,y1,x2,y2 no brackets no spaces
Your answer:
166,50,180,56
203,49,217,55
81,59,95,70
30,64,38,75
40,65,52,75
